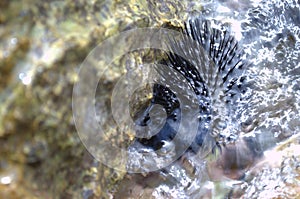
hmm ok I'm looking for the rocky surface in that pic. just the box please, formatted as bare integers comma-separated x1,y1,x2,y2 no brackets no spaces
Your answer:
0,0,299,198
0,0,202,198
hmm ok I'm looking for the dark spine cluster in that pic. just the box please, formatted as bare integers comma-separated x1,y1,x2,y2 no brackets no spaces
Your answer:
137,17,250,153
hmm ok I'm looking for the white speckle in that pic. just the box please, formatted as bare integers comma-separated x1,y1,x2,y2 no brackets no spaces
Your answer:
216,5,231,13
214,18,243,41
40,45,63,65
18,72,32,85
204,181,214,190
251,0,263,6
10,38,18,46
230,20,242,41
0,176,12,185
263,150,282,167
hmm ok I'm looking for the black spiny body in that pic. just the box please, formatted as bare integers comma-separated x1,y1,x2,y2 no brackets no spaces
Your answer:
137,17,250,153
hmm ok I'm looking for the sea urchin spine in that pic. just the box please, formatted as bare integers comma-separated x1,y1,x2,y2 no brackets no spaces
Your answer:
137,17,250,153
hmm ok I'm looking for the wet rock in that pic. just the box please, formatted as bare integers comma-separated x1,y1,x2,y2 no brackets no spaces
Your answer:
0,0,300,198
23,140,48,165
